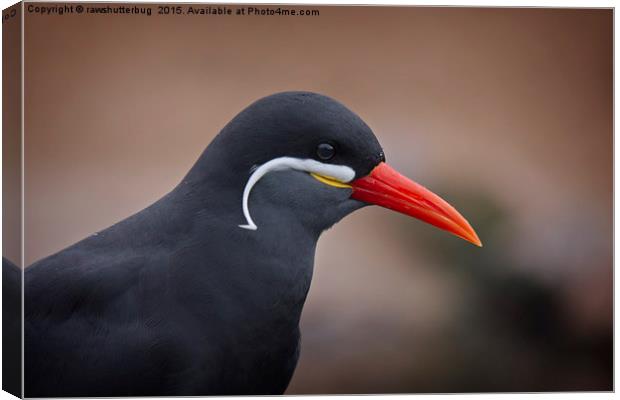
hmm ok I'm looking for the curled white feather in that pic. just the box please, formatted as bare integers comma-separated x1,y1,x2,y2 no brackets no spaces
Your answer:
238,157,355,230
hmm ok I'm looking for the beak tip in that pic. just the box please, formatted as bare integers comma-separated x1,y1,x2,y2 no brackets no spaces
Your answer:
466,232,483,247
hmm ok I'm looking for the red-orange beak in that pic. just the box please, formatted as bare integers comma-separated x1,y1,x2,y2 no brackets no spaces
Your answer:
350,162,482,247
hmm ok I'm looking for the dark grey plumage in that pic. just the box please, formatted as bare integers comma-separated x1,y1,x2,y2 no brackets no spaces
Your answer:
22,92,384,396
3,257,22,398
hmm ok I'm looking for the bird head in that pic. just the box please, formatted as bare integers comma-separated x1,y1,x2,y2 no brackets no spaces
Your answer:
198,91,481,246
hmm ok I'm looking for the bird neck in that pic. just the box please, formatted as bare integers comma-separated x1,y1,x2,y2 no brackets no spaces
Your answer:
157,182,320,329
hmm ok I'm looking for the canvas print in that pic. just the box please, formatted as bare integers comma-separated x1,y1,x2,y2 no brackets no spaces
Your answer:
2,2,613,397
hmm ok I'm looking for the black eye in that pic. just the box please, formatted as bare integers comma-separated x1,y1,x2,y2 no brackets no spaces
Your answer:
316,143,335,160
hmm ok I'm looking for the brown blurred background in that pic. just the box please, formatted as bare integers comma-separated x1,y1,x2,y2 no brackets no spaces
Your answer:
20,4,611,393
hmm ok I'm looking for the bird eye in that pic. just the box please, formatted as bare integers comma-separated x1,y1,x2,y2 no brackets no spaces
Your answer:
316,143,335,160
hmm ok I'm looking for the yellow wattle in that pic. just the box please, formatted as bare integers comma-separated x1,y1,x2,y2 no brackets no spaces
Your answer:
310,173,352,189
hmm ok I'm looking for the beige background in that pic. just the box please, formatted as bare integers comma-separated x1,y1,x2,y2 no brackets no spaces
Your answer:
22,5,611,392
3,3,21,266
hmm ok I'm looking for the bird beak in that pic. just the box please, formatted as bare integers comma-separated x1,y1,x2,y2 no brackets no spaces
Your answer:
350,162,482,247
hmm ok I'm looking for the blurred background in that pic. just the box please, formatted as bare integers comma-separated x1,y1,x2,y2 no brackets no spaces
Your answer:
20,5,611,393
